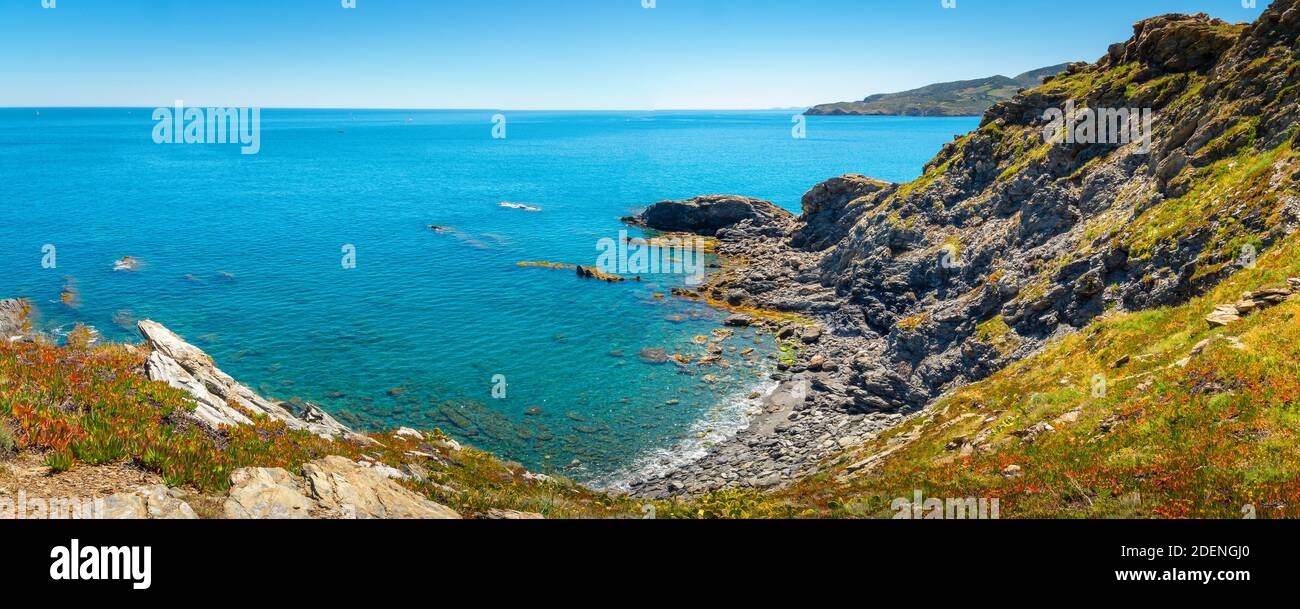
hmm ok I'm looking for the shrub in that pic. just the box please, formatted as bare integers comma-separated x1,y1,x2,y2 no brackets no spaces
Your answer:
44,450,73,473
0,421,16,458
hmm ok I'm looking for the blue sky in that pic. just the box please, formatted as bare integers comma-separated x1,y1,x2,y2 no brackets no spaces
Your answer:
0,0,1273,109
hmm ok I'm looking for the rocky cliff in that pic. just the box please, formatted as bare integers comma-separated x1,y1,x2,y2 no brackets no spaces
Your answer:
635,3,1299,497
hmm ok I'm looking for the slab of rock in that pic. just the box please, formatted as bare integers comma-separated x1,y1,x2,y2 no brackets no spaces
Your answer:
138,320,352,438
224,467,315,519
801,326,823,344
84,486,199,519
1206,305,1241,327
303,456,460,519
723,314,755,327
395,427,425,441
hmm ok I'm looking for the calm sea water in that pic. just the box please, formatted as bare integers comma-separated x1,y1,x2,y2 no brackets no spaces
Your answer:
0,108,977,486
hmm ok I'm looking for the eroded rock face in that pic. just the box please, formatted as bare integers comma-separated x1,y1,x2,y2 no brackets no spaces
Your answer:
792,175,896,251
623,195,793,236
0,299,32,342
224,457,461,520
1106,13,1241,73
138,320,352,438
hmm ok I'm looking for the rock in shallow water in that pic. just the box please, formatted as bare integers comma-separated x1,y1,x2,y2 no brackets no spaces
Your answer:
622,195,792,236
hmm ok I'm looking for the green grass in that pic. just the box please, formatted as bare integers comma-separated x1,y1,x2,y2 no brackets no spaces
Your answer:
1124,140,1294,261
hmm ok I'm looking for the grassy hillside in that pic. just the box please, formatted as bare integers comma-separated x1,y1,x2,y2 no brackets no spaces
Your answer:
805,64,1070,117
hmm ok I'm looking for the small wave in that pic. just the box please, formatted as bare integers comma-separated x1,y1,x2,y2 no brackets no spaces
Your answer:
498,201,542,212
591,377,777,493
113,256,143,272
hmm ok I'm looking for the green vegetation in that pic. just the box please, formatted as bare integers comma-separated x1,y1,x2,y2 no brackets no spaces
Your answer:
1124,140,1295,262
0,340,644,518
974,316,1018,356
806,64,1071,117
0,420,15,456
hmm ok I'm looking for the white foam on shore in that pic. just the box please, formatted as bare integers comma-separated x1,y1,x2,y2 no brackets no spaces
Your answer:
591,377,779,494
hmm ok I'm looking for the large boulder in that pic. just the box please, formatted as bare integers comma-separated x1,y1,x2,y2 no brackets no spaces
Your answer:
623,195,793,236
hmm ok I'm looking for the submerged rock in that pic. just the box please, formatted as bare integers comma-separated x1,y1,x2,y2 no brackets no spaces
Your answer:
638,347,670,364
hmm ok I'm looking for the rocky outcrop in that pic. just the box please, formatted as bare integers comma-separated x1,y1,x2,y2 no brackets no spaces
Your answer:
791,175,896,251
0,299,32,342
138,320,353,439
224,456,460,520
1101,13,1241,72
95,485,199,519
1206,281,1299,327
637,2,1300,497
622,195,793,237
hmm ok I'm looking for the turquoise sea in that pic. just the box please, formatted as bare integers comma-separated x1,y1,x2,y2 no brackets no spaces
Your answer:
0,109,978,486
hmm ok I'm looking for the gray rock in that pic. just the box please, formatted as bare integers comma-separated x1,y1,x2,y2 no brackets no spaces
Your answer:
622,195,794,236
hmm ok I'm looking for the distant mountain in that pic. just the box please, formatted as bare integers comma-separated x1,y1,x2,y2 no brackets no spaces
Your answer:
804,63,1072,117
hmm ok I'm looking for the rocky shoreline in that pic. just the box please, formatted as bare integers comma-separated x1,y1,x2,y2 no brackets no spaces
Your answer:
626,193,914,498
631,5,1300,497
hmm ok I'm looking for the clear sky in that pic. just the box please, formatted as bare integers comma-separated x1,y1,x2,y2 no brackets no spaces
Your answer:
0,0,1274,110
